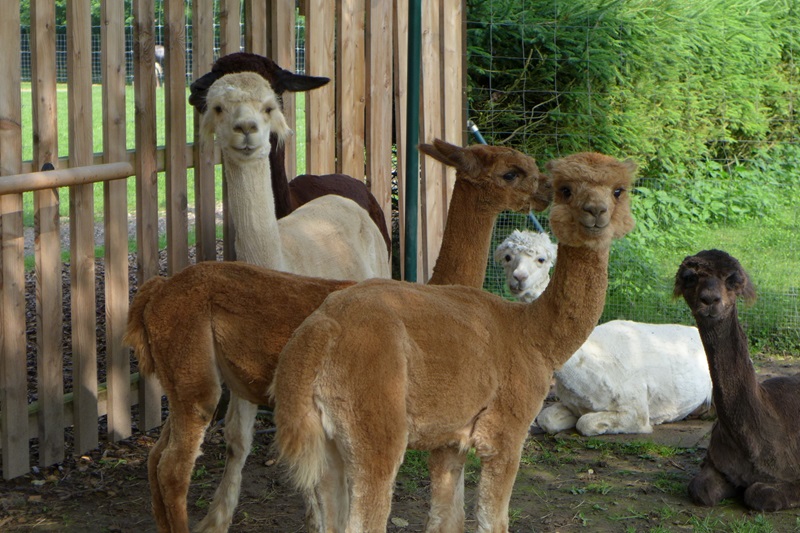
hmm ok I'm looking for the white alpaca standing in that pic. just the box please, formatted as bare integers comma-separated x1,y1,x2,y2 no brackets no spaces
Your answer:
496,232,712,436
494,229,557,302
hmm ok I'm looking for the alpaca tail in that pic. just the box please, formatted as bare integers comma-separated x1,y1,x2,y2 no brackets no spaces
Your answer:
270,314,339,493
123,276,168,377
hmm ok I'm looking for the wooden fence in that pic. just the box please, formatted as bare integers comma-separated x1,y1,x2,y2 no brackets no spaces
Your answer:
0,0,465,480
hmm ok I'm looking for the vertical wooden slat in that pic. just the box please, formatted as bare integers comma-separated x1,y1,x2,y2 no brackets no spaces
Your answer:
272,1,297,181
337,0,366,178
442,0,464,207
393,0,408,280
67,0,98,454
0,1,27,480
102,0,131,442
366,0,394,249
244,0,268,55
164,0,189,275
193,0,217,262
219,0,241,262
31,0,64,467
419,0,445,282
133,0,164,431
306,0,336,174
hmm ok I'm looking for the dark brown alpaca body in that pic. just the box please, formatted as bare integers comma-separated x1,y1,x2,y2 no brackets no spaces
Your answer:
675,249,800,512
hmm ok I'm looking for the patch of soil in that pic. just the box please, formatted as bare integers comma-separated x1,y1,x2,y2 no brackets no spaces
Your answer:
2,356,799,532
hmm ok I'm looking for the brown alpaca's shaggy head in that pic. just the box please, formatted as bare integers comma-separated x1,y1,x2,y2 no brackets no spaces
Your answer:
200,72,292,163
418,139,549,213
674,249,756,322
545,152,636,249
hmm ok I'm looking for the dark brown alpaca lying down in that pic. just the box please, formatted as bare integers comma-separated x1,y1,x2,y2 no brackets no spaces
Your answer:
674,249,800,512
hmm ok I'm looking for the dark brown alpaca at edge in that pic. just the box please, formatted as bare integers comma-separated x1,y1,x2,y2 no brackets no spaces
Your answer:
674,249,800,512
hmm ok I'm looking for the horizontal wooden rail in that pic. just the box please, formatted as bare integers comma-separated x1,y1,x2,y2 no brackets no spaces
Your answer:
0,374,143,447
0,162,134,195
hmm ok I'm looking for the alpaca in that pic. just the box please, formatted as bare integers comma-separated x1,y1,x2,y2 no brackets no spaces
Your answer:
124,139,549,533
674,249,800,512
271,152,637,532
189,53,391,253
535,320,712,436
494,229,557,302
197,70,389,277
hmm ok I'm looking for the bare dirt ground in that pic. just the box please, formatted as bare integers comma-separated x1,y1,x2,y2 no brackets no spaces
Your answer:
2,354,799,533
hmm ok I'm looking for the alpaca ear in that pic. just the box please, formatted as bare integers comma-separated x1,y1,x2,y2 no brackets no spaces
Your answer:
622,158,638,175
418,139,479,176
274,69,330,94
189,71,223,113
740,272,757,306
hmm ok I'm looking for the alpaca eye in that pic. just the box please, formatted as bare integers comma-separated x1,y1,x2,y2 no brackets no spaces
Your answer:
502,171,517,181
537,257,546,264
726,273,742,289
263,105,273,114
213,105,223,114
504,254,512,263
559,186,572,198
681,270,698,288
613,187,625,198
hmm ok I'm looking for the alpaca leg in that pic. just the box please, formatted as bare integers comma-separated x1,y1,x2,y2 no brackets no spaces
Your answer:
195,394,258,533
688,461,738,507
744,481,800,512
305,438,349,532
148,417,172,533
575,408,652,436
346,453,404,533
535,403,578,433
425,446,467,533
156,410,214,533
473,439,527,533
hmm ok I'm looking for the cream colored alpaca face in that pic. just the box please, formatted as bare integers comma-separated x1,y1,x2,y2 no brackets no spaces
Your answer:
201,72,291,162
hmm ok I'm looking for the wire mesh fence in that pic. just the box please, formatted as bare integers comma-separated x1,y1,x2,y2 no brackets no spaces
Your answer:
467,0,799,352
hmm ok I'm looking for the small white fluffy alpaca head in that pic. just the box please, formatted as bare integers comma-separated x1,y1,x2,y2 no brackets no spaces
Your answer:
494,229,557,302
200,72,292,163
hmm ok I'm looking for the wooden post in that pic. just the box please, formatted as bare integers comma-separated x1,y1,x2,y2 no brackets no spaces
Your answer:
67,0,99,454
133,0,164,431
219,0,241,262
305,0,336,174
0,0,27,481
31,0,64,467
102,0,132,442
337,0,366,178
393,0,409,280
271,1,297,181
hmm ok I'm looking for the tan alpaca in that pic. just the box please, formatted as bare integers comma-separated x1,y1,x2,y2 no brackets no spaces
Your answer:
124,139,548,533
271,152,637,533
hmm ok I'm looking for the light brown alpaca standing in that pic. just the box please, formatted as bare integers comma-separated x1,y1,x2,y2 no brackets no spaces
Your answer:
674,249,800,511
271,152,637,532
124,139,548,533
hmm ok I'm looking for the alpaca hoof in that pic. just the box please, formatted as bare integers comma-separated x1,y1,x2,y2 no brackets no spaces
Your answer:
744,483,786,512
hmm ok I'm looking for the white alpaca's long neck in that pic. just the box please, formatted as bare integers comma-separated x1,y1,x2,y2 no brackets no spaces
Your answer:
524,244,609,370
428,180,495,288
224,155,286,271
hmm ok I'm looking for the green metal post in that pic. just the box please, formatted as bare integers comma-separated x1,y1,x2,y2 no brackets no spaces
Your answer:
403,0,421,282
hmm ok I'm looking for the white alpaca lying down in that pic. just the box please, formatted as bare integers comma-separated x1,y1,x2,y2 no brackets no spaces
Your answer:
495,235,712,436
536,319,712,435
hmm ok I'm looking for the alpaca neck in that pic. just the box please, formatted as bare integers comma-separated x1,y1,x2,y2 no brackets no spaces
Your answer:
269,137,293,218
428,180,496,288
224,154,286,271
526,244,609,370
698,309,761,424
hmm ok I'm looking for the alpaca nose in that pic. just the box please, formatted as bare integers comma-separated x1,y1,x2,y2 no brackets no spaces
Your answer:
513,269,529,283
234,120,259,135
699,289,721,306
583,203,608,218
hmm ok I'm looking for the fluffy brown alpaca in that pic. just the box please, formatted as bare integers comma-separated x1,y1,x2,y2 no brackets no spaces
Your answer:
271,152,637,532
674,249,800,512
124,139,548,533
